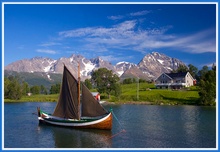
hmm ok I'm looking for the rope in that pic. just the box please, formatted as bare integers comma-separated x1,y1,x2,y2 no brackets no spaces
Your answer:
108,129,126,139
111,108,125,131
106,108,126,140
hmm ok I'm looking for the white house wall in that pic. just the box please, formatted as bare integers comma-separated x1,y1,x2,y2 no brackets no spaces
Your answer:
155,72,194,89
185,72,194,87
155,73,172,84
155,73,172,89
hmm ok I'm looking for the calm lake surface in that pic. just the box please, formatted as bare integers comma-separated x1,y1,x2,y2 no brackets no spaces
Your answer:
4,102,216,149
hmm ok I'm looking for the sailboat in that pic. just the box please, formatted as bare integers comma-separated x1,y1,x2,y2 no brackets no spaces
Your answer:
37,64,112,130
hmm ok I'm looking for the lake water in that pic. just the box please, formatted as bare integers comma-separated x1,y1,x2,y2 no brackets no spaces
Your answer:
3,102,216,149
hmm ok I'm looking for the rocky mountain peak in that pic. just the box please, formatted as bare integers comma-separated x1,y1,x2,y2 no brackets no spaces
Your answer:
138,51,185,78
69,54,84,62
4,52,186,80
90,57,104,65
90,57,115,72
115,61,137,76
152,51,162,57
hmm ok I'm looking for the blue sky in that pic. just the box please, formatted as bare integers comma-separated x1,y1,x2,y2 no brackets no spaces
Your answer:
3,3,217,69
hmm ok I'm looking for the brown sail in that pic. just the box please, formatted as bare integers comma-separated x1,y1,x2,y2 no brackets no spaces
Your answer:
53,65,79,119
38,64,113,130
81,83,108,117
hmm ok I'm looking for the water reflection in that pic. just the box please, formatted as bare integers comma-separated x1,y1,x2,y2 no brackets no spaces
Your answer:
4,102,216,148
38,124,112,148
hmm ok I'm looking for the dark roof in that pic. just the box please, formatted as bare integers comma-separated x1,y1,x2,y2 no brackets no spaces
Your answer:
165,72,188,79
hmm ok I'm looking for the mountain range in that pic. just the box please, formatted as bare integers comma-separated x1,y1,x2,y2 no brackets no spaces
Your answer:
4,52,185,82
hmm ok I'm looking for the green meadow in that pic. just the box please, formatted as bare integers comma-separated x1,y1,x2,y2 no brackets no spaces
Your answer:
4,83,200,105
116,83,199,105
4,94,59,102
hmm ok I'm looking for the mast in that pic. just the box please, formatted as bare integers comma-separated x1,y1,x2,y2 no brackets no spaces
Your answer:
78,62,81,120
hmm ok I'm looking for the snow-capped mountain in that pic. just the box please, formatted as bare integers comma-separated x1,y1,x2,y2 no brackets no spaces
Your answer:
138,52,185,79
90,57,115,72
5,57,56,73
120,52,185,80
115,61,137,76
5,55,120,80
4,52,186,80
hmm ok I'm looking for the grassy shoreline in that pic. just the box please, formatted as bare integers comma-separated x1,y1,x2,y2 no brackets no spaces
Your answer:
4,92,200,106
4,83,204,105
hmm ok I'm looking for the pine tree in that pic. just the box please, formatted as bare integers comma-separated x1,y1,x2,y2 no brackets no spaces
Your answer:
198,65,216,105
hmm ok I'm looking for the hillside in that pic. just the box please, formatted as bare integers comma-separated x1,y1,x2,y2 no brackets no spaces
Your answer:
4,70,62,90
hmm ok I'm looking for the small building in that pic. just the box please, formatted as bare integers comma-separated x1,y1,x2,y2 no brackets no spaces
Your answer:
91,92,101,101
27,92,32,96
155,72,195,89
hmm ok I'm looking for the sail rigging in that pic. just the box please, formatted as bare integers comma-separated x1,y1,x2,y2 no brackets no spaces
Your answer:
52,64,108,119
38,64,112,130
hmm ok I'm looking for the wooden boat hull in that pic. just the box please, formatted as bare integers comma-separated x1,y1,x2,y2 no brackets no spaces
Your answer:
38,110,112,130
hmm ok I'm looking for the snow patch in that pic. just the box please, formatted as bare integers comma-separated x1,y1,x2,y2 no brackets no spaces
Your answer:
81,58,95,76
47,74,52,80
157,59,164,64
70,58,73,63
165,67,172,70
43,60,57,72
116,61,129,65
44,66,51,72
117,71,124,76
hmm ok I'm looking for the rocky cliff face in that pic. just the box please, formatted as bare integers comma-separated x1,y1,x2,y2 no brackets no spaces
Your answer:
5,57,56,73
137,52,185,79
115,61,137,76
4,52,186,80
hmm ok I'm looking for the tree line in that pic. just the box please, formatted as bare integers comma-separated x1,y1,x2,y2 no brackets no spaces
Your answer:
4,64,216,105
4,75,59,100
171,63,216,105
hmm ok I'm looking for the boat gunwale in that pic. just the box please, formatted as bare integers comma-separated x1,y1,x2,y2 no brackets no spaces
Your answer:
39,110,111,124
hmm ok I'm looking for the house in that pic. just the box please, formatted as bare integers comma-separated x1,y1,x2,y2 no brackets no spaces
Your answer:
91,92,101,101
155,72,195,89
27,92,32,96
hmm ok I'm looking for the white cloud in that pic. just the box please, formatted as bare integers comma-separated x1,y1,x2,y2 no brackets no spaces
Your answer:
36,49,58,54
59,27,95,38
107,10,151,21
130,10,151,16
59,20,137,41
167,28,215,53
57,20,216,55
107,15,124,20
